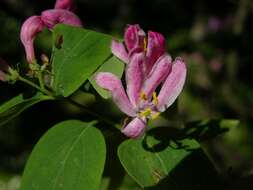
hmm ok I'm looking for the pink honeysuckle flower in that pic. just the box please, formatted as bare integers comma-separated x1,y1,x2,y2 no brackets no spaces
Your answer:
20,16,45,64
20,0,82,64
41,9,83,29
54,0,74,11
96,51,186,138
111,24,166,75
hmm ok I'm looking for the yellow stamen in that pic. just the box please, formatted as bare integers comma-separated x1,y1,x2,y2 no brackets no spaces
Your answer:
143,38,147,52
139,108,152,118
151,112,160,120
152,92,158,105
140,91,148,101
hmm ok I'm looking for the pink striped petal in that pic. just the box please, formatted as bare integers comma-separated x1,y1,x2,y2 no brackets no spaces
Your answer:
111,39,129,63
125,53,145,107
124,24,145,52
20,16,45,64
54,0,74,11
121,117,146,138
95,72,136,117
146,31,166,74
142,54,172,98
157,57,187,112
41,9,82,29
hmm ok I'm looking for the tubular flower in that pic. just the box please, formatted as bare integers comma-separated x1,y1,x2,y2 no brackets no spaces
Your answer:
20,16,45,64
54,0,74,11
20,0,82,64
111,24,166,75
96,48,187,138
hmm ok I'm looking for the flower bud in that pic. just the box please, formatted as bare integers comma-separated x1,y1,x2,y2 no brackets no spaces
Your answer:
20,16,45,64
41,9,82,29
54,0,74,11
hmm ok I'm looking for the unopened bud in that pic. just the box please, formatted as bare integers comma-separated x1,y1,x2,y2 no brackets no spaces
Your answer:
41,9,82,29
54,0,75,11
41,54,49,65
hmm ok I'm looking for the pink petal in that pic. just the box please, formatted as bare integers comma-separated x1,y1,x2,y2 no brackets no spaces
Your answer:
95,72,136,117
157,57,187,112
54,0,74,11
125,52,145,107
142,54,172,98
146,31,166,74
111,39,129,63
41,9,82,29
124,24,146,52
20,16,45,64
121,117,146,138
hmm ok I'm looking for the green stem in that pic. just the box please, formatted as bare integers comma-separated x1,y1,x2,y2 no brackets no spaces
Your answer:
18,76,53,96
67,98,120,129
38,71,45,91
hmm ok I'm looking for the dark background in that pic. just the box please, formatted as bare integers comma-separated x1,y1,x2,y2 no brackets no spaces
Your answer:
0,0,253,189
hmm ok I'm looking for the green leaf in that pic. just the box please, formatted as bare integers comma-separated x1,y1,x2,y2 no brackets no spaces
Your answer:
0,93,53,127
52,24,113,97
20,120,106,190
89,56,125,99
118,134,200,188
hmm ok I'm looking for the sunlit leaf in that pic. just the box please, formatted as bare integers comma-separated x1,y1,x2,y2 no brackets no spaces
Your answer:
118,134,200,188
20,120,106,190
52,24,113,97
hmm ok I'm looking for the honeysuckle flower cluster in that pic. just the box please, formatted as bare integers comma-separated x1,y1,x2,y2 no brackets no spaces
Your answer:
96,25,187,138
20,0,82,64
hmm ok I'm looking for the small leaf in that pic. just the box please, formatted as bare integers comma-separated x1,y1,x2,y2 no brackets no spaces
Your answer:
52,24,113,97
118,134,199,188
89,56,125,99
0,93,53,127
20,120,106,190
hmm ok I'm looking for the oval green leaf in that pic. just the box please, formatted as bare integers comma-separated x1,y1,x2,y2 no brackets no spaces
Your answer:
20,120,106,190
118,136,200,188
52,24,113,97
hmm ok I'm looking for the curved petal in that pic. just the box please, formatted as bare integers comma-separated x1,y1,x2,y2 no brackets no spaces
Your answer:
142,54,172,98
20,16,45,64
157,57,187,112
146,31,166,74
124,24,145,52
95,72,136,117
111,39,129,63
41,9,82,29
121,117,146,138
54,0,74,11
125,52,145,107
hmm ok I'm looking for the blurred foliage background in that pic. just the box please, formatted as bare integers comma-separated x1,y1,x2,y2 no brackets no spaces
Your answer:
0,0,253,189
